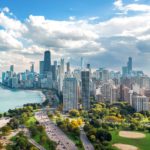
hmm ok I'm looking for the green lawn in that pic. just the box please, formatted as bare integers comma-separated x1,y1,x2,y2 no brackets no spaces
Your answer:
111,130,150,150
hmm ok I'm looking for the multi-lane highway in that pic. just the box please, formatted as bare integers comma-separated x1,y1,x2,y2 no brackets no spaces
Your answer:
35,111,77,150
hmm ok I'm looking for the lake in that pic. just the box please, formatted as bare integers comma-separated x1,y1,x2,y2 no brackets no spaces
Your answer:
0,87,43,113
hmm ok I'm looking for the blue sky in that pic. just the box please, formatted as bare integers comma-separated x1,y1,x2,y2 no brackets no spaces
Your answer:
0,0,150,74
0,0,115,20
1,0,149,20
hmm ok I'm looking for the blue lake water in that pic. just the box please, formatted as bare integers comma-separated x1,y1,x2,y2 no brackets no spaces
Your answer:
0,87,42,113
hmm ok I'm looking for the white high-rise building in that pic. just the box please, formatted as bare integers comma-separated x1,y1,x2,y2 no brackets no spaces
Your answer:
100,81,118,104
58,59,65,92
132,95,149,112
63,77,78,112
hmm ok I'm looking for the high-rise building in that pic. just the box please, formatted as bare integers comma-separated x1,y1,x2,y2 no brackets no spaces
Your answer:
102,69,109,82
81,70,90,110
127,57,132,74
39,61,44,75
58,59,65,92
54,60,57,81
12,76,18,88
30,62,34,73
140,76,150,89
87,64,91,74
51,65,57,81
120,85,130,102
87,64,90,70
66,62,70,73
101,81,118,104
132,95,149,112
63,77,78,112
122,66,128,77
10,65,14,72
2,72,6,83
81,57,84,69
44,50,51,73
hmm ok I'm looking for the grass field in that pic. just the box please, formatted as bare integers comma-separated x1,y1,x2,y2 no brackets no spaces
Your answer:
111,130,150,150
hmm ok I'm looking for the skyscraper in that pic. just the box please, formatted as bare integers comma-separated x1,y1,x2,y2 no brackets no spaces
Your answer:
122,66,128,77
127,57,132,74
87,64,90,70
81,70,90,110
30,62,34,73
10,65,14,72
51,65,57,81
101,82,118,104
58,59,65,92
44,50,51,73
132,95,149,112
63,77,78,112
66,62,70,73
81,57,84,69
39,61,44,75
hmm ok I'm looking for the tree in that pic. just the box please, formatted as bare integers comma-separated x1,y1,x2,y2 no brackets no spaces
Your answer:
0,114,3,118
15,133,28,149
133,113,144,121
29,126,38,137
37,125,45,132
130,123,137,130
77,118,83,126
90,135,96,142
40,135,47,145
105,116,123,123
96,129,112,142
30,147,38,150
8,118,19,129
84,124,92,132
1,125,11,135
69,109,80,117
20,112,28,124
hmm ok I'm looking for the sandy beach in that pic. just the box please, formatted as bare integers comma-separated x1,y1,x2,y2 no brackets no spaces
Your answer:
0,118,10,128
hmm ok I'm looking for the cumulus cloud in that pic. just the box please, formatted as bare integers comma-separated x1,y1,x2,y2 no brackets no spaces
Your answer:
0,4,150,74
114,0,150,14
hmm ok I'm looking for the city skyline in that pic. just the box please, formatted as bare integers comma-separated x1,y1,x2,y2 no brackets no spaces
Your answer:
0,0,150,75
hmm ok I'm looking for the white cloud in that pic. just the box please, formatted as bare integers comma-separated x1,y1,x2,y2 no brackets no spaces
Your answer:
69,16,76,21
114,0,124,10
89,16,99,21
2,7,10,13
0,11,27,32
0,6,150,74
0,30,23,50
114,0,150,14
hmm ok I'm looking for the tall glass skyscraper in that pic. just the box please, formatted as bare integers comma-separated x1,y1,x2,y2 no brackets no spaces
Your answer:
39,61,44,75
44,50,51,73
127,57,132,74
81,70,90,110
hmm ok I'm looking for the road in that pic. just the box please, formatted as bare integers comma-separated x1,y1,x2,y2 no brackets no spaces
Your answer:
80,128,95,150
35,111,78,150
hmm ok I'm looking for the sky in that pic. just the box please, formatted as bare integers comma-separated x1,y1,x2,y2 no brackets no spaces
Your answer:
0,0,150,74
